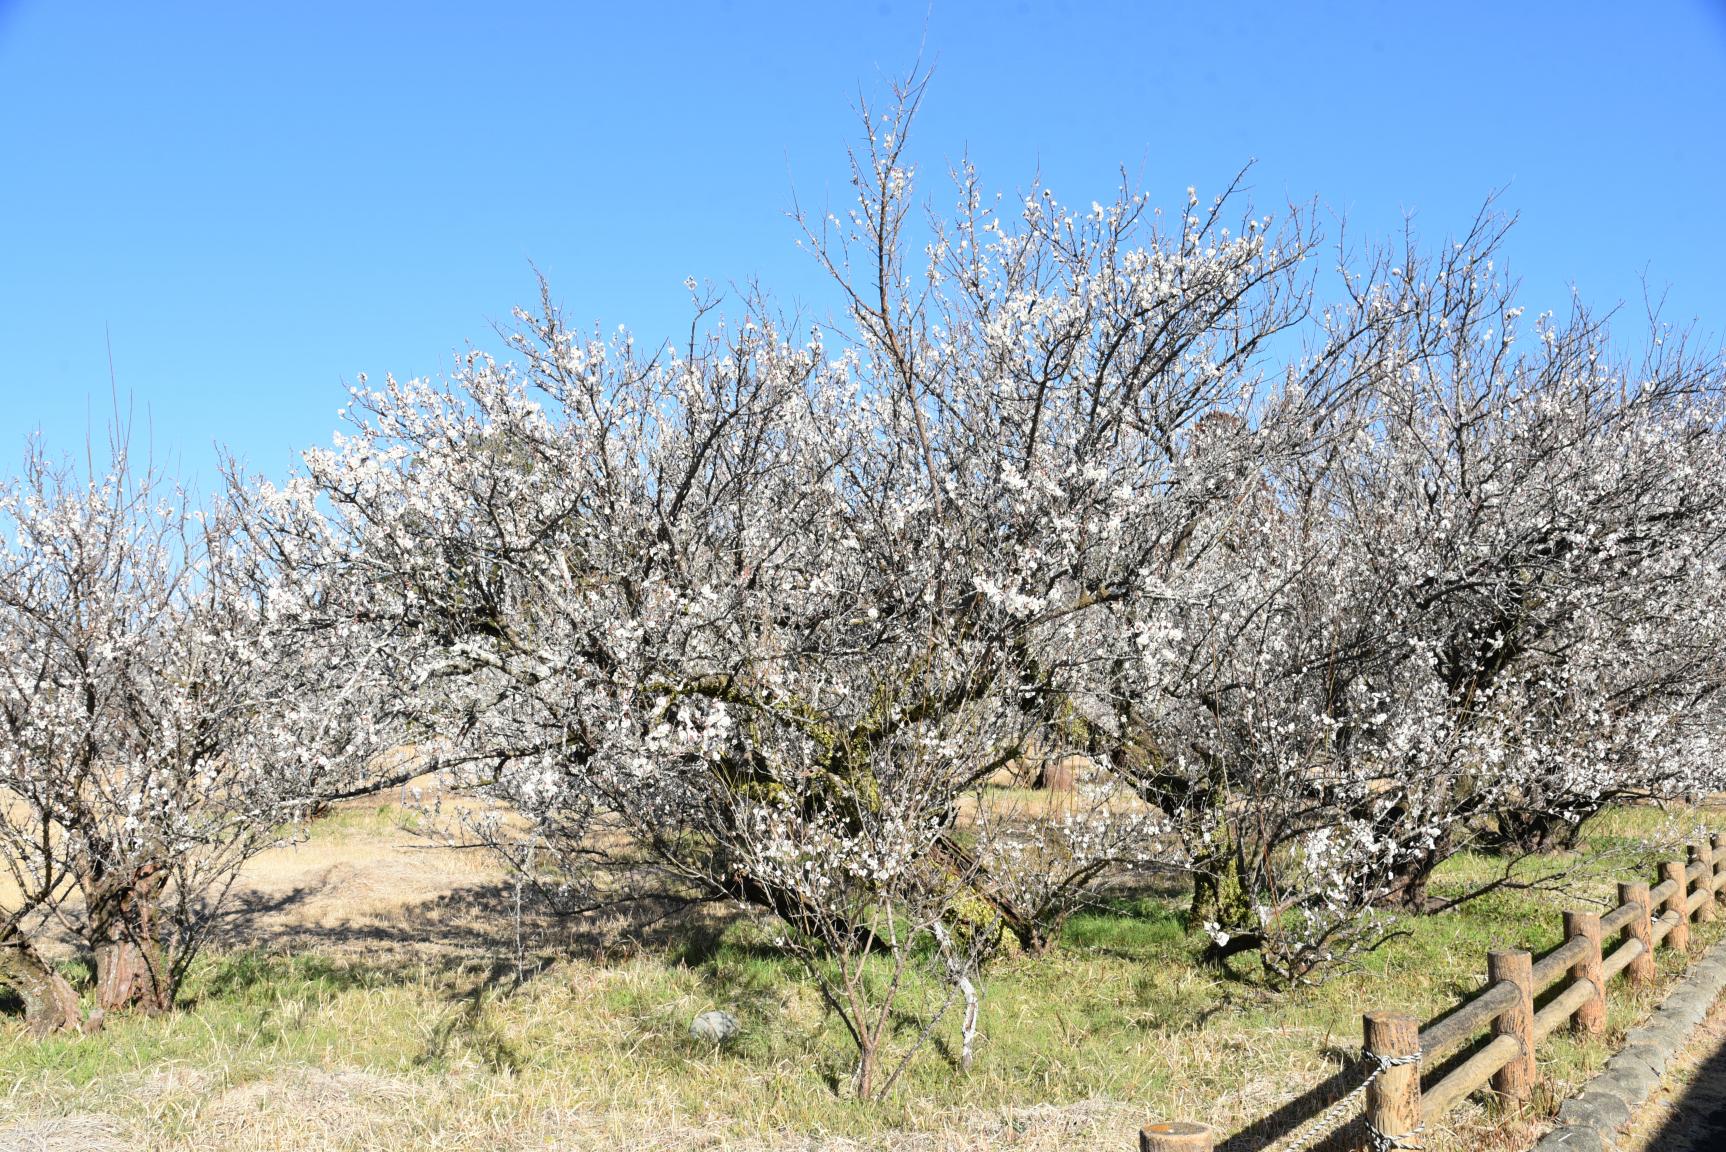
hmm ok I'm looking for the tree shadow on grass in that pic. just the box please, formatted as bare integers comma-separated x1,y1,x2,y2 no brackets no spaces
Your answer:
413,959,526,1074
689,938,806,1036
212,874,735,974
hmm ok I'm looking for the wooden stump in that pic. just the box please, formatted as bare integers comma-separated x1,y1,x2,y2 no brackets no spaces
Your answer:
1663,860,1691,951
1692,842,1716,923
1140,1121,1216,1152
1713,833,1726,907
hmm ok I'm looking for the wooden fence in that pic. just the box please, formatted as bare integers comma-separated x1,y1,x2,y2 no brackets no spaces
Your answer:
1139,831,1726,1152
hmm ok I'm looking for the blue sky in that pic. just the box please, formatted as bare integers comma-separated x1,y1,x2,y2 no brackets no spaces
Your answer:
3,1,1724,485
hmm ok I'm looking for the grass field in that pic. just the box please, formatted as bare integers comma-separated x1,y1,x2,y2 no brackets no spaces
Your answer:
1,800,1722,1152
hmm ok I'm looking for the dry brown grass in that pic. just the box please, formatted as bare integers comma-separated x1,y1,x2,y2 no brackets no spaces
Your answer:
217,802,518,959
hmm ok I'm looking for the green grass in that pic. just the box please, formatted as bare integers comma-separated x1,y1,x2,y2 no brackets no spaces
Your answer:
1,801,1721,1151
299,801,426,839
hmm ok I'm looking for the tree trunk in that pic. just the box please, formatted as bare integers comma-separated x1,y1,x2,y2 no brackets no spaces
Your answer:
92,938,170,1014
0,935,81,1036
1374,817,1463,912
1479,804,1589,855
1366,805,1460,912
854,1041,878,1100
85,867,173,1015
1189,842,1253,932
1376,859,1433,912
930,835,1032,957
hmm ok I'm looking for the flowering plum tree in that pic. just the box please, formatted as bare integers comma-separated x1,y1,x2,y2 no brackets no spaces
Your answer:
268,69,1337,936
258,71,1726,1025
0,433,390,1031
1092,213,1726,979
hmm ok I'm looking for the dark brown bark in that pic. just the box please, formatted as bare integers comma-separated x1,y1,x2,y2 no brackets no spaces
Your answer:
1478,804,1590,854
1365,802,1465,912
1376,862,1434,912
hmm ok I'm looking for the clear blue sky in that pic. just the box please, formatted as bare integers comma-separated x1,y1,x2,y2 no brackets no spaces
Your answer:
3,1,1724,485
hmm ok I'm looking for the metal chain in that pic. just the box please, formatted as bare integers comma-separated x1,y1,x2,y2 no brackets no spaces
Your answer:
1218,1048,1424,1152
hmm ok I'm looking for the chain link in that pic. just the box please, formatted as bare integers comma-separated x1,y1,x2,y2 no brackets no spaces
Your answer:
1218,1048,1423,1152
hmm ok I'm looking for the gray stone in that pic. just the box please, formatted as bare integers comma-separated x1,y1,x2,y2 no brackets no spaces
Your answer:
1574,1093,1631,1131
689,1009,741,1044
1617,1042,1665,1072
1610,1063,1660,1099
1542,1128,1607,1152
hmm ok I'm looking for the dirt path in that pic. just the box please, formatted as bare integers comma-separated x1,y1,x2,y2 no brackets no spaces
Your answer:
1620,988,1726,1151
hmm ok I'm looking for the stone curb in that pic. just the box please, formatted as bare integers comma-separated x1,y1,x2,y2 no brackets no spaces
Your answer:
1532,935,1726,1152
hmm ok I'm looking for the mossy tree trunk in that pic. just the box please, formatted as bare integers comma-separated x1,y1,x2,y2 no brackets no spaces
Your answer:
1188,798,1262,961
0,932,81,1036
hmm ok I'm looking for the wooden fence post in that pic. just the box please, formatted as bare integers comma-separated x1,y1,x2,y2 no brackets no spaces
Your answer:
1692,842,1716,923
1140,1121,1216,1152
1662,860,1691,951
1563,910,1605,1034
1620,881,1656,984
1488,950,1535,1100
1713,832,1726,907
1364,1011,1422,1150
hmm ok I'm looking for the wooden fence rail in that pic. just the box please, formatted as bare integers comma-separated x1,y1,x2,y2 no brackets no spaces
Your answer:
1139,831,1726,1152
